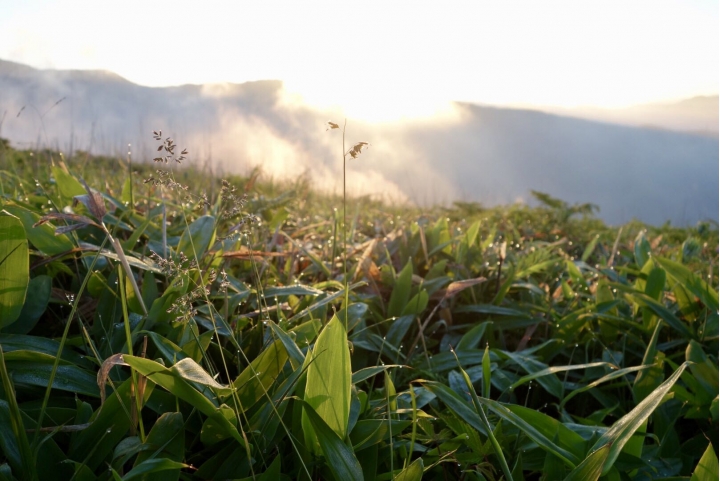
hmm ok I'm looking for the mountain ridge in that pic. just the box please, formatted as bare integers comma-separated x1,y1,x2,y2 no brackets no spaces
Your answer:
0,58,716,226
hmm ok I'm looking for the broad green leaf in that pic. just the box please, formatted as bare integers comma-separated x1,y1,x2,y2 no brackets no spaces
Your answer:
420,381,487,436
507,405,586,462
134,412,185,481
121,459,188,481
581,235,600,263
472,395,580,467
508,362,610,393
590,361,690,475
563,364,654,408
455,304,533,319
262,284,323,298
0,347,34,480
402,290,428,316
685,340,719,396
122,355,243,444
690,444,719,481
634,232,651,268
452,354,514,481
482,345,491,399
0,212,29,329
200,404,237,446
302,315,351,454
300,400,363,481
176,215,216,260
70,378,155,470
2,205,74,256
634,319,664,402
0,334,90,367
124,356,230,394
656,256,718,312
268,320,305,369
232,339,288,410
385,315,414,349
501,351,564,398
351,365,402,385
388,258,413,318
5,361,98,397
563,444,610,481
395,457,424,481
349,419,411,451
258,455,281,481
121,176,133,205
2,275,51,334
625,290,693,339
457,322,491,351
51,165,86,199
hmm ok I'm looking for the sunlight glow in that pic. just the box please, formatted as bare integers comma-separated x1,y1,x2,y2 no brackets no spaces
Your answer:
0,0,716,121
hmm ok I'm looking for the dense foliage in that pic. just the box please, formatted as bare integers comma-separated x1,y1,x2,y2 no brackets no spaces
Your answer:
0,137,717,480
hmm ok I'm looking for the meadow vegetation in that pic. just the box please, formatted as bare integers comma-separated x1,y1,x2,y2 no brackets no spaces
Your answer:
0,129,717,481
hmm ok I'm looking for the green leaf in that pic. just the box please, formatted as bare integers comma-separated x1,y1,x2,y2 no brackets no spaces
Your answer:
300,400,363,481
69,378,155,471
508,362,611,393
388,259,413,318
268,320,305,370
176,215,216,261
562,364,654,408
232,339,289,411
457,322,491,351
634,232,651,268
122,355,243,444
690,444,719,481
351,365,401,385
655,256,718,313
385,315,414,349
420,381,487,436
482,345,491,399
2,205,74,256
395,457,424,481
2,275,51,334
685,340,719,397
0,347,34,480
349,419,411,451
506,405,586,462
590,361,690,475
122,459,188,481
302,315,352,454
262,285,323,298
563,444,610,481
0,212,29,329
402,290,428,316
258,455,281,481
581,235,600,263
51,165,86,199
134,412,185,481
5,361,99,397
625,290,693,340
475,396,580,467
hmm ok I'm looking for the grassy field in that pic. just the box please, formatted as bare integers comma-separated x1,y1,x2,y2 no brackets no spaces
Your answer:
0,132,717,481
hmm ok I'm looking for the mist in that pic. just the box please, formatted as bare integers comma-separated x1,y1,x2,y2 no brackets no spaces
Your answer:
1,59,717,226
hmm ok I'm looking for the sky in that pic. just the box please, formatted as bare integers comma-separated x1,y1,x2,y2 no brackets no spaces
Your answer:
0,0,717,122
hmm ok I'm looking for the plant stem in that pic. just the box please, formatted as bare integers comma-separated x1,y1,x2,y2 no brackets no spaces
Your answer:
342,119,349,330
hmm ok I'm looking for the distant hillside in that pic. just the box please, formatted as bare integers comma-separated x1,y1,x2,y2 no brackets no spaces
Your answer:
547,96,719,137
0,59,717,226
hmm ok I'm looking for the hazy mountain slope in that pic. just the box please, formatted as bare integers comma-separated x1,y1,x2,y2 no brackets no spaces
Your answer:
0,59,717,226
547,96,719,137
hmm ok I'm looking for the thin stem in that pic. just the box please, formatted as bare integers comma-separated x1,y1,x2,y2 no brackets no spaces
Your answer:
342,119,348,330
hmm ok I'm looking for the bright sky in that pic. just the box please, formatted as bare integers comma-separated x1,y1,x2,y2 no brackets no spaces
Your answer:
1,0,717,121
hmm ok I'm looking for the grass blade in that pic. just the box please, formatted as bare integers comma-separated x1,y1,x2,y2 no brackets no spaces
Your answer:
590,361,690,475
